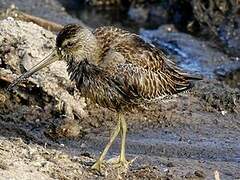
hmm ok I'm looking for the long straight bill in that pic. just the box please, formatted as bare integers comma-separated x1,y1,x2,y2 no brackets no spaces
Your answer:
7,49,58,91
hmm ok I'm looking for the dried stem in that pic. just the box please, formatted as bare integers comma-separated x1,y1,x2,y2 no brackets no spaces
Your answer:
0,7,63,32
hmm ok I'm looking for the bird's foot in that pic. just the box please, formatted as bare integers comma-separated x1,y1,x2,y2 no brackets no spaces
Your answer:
91,157,135,174
107,156,133,172
91,160,103,172
116,158,130,168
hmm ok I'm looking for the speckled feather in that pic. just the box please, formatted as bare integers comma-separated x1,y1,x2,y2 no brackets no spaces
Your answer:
57,25,201,112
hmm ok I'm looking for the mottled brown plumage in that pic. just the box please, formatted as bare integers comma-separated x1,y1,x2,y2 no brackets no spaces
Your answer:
58,25,198,112
8,24,201,172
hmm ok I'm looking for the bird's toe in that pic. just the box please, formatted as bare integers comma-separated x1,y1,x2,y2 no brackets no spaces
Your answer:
91,161,102,172
107,156,132,171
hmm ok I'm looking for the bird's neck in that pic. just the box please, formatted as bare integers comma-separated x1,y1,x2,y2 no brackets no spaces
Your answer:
66,57,86,84
66,30,103,82
88,39,102,65
66,58,101,89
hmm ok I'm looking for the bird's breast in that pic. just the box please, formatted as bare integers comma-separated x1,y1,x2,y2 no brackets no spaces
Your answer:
66,58,130,111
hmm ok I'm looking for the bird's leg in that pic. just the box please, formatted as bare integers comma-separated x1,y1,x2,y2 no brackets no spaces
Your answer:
108,113,130,170
119,113,128,166
91,113,121,171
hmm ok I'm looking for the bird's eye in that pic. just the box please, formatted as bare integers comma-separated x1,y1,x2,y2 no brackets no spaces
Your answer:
66,42,74,48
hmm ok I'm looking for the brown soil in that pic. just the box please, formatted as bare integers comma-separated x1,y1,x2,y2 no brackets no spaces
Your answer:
0,78,239,180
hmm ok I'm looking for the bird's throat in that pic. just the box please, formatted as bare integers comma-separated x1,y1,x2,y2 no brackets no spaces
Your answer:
66,58,101,88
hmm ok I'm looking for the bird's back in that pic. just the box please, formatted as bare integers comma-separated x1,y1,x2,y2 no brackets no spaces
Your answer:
91,26,201,103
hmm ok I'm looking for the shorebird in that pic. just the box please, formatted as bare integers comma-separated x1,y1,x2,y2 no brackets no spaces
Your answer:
8,24,201,171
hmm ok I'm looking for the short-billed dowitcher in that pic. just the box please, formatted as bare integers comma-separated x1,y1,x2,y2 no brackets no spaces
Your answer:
8,24,201,171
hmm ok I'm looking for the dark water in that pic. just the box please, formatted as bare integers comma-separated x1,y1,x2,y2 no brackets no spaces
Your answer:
61,1,160,33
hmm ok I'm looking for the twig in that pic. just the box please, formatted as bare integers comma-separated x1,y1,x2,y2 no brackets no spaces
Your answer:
0,8,63,32
0,68,28,88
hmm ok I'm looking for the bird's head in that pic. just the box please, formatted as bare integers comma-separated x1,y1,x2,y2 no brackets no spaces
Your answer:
7,24,99,90
56,24,99,62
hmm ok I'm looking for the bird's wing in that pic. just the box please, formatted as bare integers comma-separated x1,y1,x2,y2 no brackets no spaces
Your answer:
109,34,166,71
111,63,192,101
94,26,165,71
99,34,195,100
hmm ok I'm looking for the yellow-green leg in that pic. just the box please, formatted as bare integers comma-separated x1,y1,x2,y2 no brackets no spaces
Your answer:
91,113,121,171
119,113,128,166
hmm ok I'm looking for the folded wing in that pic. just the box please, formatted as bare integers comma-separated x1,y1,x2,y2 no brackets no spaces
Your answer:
100,33,198,101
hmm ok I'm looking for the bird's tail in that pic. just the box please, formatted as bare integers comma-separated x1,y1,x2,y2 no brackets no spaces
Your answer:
175,73,202,93
164,56,203,94
183,73,203,81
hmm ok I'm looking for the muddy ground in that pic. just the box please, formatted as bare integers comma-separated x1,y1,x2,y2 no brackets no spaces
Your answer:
0,1,240,180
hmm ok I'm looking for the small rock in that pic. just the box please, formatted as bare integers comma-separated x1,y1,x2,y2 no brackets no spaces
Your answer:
221,110,227,115
90,121,99,128
80,152,91,158
0,160,9,170
0,93,6,104
184,172,193,178
166,162,174,167
163,168,169,173
194,170,205,178
56,119,83,138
